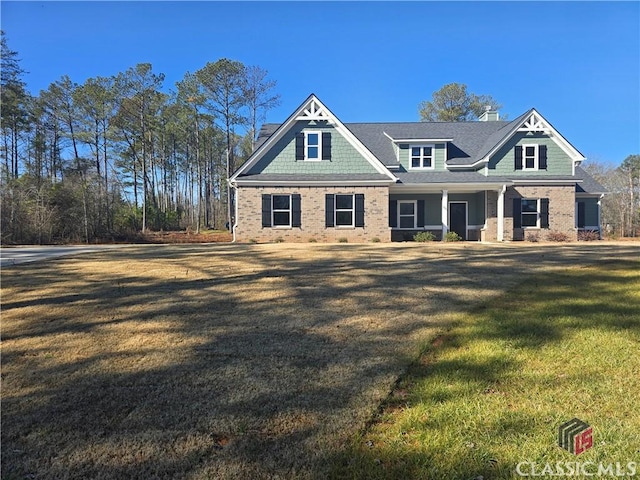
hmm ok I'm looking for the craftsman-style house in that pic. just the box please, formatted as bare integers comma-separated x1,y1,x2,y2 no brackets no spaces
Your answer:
229,94,604,242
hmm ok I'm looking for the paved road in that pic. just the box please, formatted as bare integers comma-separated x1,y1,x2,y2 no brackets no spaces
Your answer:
0,245,131,267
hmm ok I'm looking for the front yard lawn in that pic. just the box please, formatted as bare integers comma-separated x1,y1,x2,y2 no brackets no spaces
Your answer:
331,259,640,479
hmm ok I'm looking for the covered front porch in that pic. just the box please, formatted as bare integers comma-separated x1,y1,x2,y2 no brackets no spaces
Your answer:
389,183,510,242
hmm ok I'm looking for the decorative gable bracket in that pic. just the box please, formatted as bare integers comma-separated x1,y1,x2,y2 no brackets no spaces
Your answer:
517,112,551,134
296,98,333,122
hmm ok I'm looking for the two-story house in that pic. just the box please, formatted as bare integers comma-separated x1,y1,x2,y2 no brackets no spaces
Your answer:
229,94,604,242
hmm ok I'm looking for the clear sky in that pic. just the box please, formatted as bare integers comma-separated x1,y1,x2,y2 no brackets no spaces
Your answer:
2,1,639,165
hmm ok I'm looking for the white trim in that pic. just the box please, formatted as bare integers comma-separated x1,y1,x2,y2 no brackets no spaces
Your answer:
522,144,539,170
234,179,395,187
448,201,468,240
385,132,453,143
409,144,435,170
441,190,448,237
304,130,322,161
397,200,418,230
229,94,397,184
390,182,513,194
512,179,581,185
497,185,506,241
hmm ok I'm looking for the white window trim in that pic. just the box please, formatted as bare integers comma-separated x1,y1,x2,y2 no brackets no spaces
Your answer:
409,144,435,170
522,144,539,171
272,194,292,228
304,131,322,161
335,194,355,228
397,200,417,229
521,198,540,228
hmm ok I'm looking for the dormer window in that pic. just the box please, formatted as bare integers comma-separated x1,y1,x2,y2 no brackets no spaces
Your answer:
410,145,434,169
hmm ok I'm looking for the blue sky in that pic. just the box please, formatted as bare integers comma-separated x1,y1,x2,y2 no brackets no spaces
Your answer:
2,1,639,165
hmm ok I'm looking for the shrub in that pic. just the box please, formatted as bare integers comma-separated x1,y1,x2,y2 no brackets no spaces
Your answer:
414,231,436,242
444,231,462,242
370,237,381,243
274,236,285,243
338,237,348,243
526,232,540,243
578,230,600,241
546,231,570,242
308,238,317,243
248,238,258,244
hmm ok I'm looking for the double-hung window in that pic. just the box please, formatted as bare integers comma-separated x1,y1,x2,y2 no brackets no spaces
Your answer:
521,199,539,227
398,201,417,229
305,132,321,161
325,194,365,228
272,195,291,227
335,194,354,227
514,198,549,229
523,145,539,170
410,145,434,169
262,194,301,228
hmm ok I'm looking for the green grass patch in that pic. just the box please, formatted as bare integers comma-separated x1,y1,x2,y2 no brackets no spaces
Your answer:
330,260,640,479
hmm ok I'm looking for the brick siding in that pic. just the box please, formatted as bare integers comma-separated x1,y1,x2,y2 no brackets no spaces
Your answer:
234,186,391,242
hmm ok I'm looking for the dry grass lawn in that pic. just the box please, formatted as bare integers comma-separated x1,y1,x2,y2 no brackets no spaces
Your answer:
2,242,638,479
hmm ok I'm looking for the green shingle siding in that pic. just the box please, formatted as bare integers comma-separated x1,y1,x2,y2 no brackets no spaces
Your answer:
449,193,486,225
248,121,379,175
488,132,573,176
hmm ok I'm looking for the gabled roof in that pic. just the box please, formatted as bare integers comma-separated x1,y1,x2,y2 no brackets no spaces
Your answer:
230,94,397,184
575,166,607,194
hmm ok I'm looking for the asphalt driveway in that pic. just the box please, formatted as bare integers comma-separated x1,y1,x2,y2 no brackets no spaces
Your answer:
0,244,132,267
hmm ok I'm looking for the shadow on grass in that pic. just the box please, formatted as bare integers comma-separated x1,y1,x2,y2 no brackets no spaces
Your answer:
1,244,639,479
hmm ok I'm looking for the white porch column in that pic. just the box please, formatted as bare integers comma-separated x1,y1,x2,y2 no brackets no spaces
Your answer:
497,185,506,241
598,194,603,239
441,189,448,239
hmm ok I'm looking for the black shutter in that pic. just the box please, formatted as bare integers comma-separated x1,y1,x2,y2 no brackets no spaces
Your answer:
262,194,272,228
325,194,335,227
539,145,548,170
417,200,426,228
295,133,305,160
577,201,585,228
513,198,522,228
355,194,365,227
577,201,586,228
322,132,331,160
389,200,398,228
292,194,301,227
540,198,550,228
515,145,523,170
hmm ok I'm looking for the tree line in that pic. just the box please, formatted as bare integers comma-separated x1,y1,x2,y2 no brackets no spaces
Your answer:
1,31,280,244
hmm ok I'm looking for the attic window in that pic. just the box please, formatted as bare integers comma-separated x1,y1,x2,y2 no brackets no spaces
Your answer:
295,131,332,161
305,132,321,160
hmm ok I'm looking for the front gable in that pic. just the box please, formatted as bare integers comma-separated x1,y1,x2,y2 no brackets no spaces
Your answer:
482,109,585,177
230,95,397,185
247,121,384,176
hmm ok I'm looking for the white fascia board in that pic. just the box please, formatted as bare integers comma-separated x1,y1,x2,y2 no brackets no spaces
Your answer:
231,94,396,183
447,160,489,169
384,132,453,143
234,179,397,187
512,179,582,185
390,182,512,194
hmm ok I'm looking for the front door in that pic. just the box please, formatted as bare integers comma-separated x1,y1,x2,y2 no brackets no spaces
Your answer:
449,202,467,240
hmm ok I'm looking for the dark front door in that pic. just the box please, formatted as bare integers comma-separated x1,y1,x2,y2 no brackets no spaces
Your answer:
449,202,467,240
